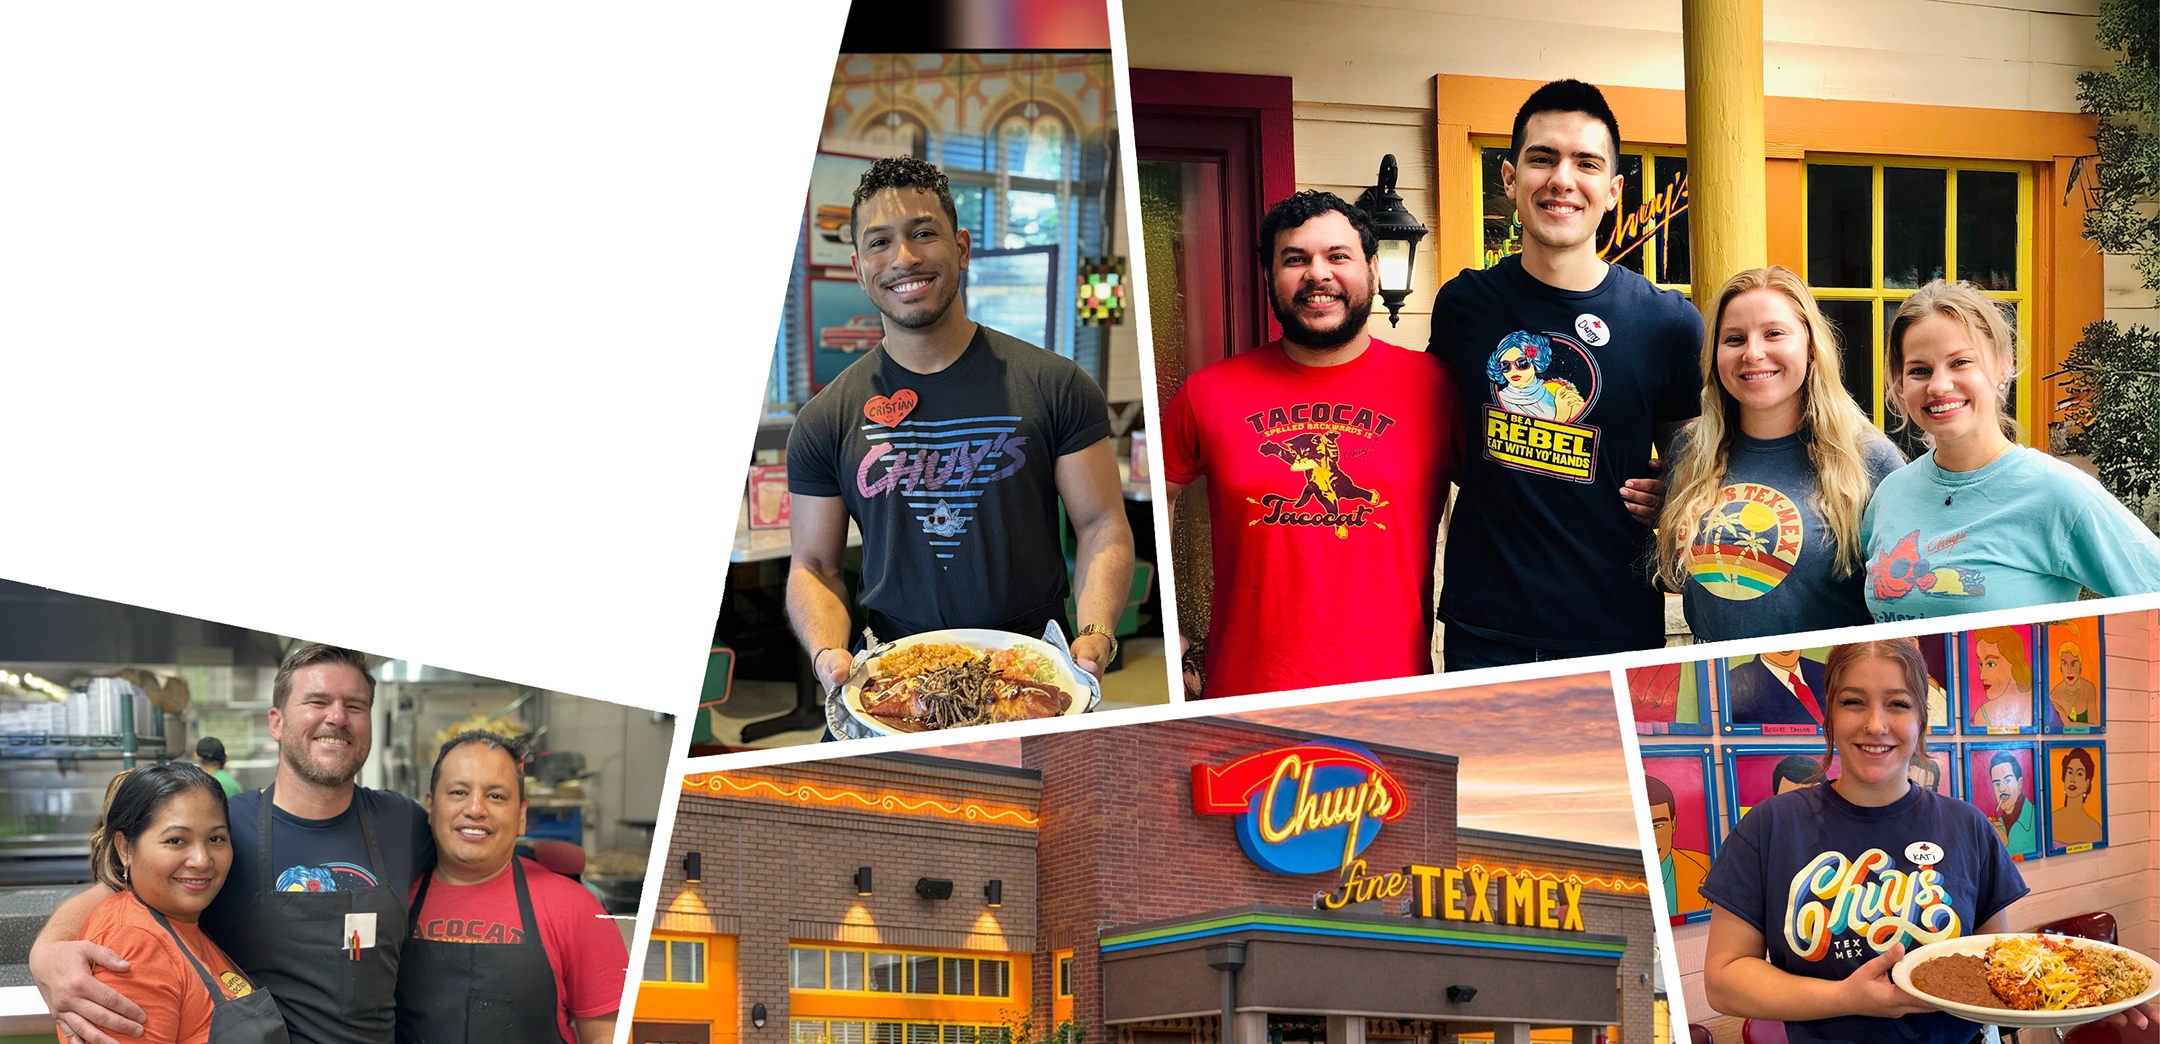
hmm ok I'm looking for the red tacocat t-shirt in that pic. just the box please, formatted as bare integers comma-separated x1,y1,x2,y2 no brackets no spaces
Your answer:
1162,339,1457,698
407,858,629,1041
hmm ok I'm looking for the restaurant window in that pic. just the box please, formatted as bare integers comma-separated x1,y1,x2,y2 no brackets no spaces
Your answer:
867,952,904,993
871,1025,905,1044
1478,140,1693,294
830,950,866,991
794,1023,832,1044
643,937,706,985
906,955,941,994
1803,157,2031,444
791,947,826,989
943,1028,979,1044
1057,955,1072,997
941,957,977,996
978,958,1011,998
909,1026,942,1044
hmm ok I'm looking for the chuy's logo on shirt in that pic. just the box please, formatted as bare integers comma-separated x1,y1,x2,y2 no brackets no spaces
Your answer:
1869,531,1985,603
855,401,1030,566
1242,401,1397,538
1692,482,1805,600
1482,330,1602,482
1785,847,1961,963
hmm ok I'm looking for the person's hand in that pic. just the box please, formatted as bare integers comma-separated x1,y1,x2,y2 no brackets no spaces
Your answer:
2097,1000,2156,1029
1071,634,1113,680
811,648,852,688
1621,457,1666,526
31,940,144,1043
1837,944,1936,1019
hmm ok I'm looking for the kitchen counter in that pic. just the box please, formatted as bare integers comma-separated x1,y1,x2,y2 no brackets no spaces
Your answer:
0,886,81,1030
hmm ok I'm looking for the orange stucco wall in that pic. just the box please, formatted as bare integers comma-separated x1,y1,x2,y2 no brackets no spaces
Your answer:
635,934,741,1044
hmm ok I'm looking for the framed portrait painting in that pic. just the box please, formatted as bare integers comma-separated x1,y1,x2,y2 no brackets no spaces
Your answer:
1641,745,1717,927
1911,743,1960,802
2041,742,2107,856
1963,741,2042,862
1719,647,1832,735
1722,745,1836,832
1918,631,1956,735
1626,660,1713,736
2040,618,2105,734
1961,626,2039,735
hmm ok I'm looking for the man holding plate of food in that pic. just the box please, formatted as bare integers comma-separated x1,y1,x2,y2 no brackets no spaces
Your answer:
786,156,1135,717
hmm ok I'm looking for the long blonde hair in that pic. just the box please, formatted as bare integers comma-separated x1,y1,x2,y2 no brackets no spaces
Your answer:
1657,266,1881,590
1886,279,2023,443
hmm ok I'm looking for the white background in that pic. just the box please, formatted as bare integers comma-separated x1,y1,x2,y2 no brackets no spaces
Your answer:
0,3,850,712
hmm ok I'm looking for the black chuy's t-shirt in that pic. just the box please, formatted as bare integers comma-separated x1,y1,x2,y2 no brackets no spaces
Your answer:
788,325,1111,638
1429,255,1704,651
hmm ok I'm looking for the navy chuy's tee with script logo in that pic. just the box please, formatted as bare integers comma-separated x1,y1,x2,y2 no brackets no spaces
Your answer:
1429,255,1703,651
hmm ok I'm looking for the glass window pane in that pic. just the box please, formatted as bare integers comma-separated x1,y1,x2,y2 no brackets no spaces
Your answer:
945,1028,979,1044
1481,147,1521,267
672,941,704,984
872,1025,905,1044
909,1026,941,1044
906,955,940,994
792,948,826,989
1598,153,1647,275
868,953,904,993
1817,298,1876,420
1958,169,2019,290
1808,165,1873,288
795,1023,830,1044
950,184,989,244
834,1025,868,1044
1058,956,1072,996
1883,167,1946,289
979,959,1011,997
1652,156,1691,285
942,957,975,996
1028,120,1065,181
1004,190,1060,249
832,951,866,991
1000,119,1028,174
643,941,668,982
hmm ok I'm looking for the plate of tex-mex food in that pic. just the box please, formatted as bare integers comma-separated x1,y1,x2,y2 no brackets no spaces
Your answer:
1892,933,2160,1029
825,624,1103,740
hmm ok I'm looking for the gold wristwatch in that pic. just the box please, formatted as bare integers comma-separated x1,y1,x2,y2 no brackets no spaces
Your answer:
1075,624,1118,664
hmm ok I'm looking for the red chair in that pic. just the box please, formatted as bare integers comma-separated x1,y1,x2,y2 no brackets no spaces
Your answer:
1688,1025,1713,1044
2038,911,2117,945
1741,1020,1788,1044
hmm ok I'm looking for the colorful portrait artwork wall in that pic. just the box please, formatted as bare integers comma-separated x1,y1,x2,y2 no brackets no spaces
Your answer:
2042,618,2106,734
1964,742,2042,862
1721,746,1837,829
1919,632,1956,735
1911,744,1961,802
1641,746,1717,926
1626,661,1712,735
2042,742,2108,856
1963,626,2040,735
1718,648,1833,735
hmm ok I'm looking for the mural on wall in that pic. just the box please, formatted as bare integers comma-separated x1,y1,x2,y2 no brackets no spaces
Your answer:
807,276,883,390
1720,648,1832,735
1722,747,1837,828
1626,661,1712,735
2042,742,2107,856
1964,741,2041,862
1963,625,2039,734
1911,743,1961,801
805,151,879,270
1919,632,1956,734
2042,618,2105,733
1640,745,1716,926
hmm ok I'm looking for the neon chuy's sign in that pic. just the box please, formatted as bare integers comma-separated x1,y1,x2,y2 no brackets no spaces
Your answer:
1192,742,1408,875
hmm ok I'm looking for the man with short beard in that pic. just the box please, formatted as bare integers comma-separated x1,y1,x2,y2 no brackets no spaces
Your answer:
790,156,1135,687
1428,79,1705,668
32,644,433,1044
1162,191,1457,698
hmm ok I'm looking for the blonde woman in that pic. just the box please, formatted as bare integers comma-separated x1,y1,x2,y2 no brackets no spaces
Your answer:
1864,280,2160,620
1659,267,1903,642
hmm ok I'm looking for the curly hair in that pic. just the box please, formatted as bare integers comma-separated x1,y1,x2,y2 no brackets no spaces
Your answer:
1484,331,1554,383
850,156,959,246
1255,190,1376,268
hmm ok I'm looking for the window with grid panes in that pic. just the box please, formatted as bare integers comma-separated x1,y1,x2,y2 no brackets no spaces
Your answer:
1803,158,2030,453
867,953,903,993
643,938,706,984
941,957,976,995
795,1022,831,1044
1477,140,1693,294
906,955,940,994
978,959,1011,997
830,950,865,991
792,947,826,989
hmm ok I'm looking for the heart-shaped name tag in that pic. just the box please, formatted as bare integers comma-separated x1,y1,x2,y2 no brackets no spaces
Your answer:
863,389,918,427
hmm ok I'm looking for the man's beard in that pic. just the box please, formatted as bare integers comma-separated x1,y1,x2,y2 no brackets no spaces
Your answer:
878,272,962,330
1270,282,1374,351
282,730,363,788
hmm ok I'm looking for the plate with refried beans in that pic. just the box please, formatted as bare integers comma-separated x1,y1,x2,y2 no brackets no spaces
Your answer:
1892,933,2160,1029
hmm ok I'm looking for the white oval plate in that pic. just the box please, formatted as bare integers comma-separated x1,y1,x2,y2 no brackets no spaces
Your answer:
1891,933,2160,1029
838,628,1091,738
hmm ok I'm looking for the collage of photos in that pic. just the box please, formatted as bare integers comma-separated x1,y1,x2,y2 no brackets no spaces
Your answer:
5,1,2160,1044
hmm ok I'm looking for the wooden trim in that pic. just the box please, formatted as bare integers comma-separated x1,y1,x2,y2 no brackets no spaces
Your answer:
1130,68,1295,206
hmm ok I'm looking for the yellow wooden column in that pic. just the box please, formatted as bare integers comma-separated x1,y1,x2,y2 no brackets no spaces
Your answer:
1682,0,1768,301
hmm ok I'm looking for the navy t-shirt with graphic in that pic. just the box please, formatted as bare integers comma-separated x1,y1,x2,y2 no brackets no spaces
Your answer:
1699,783,2027,1044
1429,255,1704,651
788,325,1111,637
200,787,435,947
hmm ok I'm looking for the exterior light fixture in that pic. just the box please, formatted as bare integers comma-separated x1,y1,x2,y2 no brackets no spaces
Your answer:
854,867,873,896
916,877,954,901
752,1002,768,1029
1354,154,1429,327
1446,984,1478,1004
984,880,1003,907
683,851,701,884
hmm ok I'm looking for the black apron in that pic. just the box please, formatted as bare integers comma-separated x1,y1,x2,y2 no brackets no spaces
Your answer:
393,857,569,1044
143,904,292,1044
219,785,409,1044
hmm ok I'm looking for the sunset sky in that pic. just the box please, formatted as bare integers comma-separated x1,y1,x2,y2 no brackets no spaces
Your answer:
937,672,1644,850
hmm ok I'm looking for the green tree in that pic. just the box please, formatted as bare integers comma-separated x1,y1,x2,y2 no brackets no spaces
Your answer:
2055,0,2160,527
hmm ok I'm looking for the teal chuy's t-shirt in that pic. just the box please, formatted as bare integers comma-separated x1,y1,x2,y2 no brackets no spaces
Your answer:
1862,447,2160,622
1681,432,1904,642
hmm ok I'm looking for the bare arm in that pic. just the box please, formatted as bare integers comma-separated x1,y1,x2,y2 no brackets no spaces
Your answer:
786,493,857,687
30,882,146,1043
1701,905,1934,1023
576,1012,618,1044
1056,439,1136,678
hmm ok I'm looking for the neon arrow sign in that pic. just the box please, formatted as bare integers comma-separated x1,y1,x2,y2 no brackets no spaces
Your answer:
1192,741,1409,875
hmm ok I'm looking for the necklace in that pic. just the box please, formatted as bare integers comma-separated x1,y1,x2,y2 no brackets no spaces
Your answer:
1942,442,2016,506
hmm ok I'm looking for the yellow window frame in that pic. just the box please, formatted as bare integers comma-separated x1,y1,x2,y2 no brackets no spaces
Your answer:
1470,135,1695,297
643,933,709,989
1798,154,2034,437
794,1020,1010,1044
787,944,1016,999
